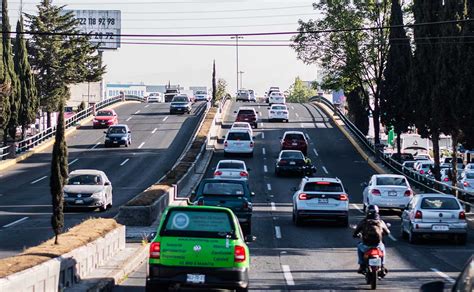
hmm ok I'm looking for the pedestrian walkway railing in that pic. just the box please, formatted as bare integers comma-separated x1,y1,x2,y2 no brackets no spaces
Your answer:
0,145,9,159
311,96,473,209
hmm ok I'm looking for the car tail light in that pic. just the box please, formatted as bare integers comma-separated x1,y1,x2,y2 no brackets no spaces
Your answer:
316,181,331,185
250,142,254,148
279,160,287,165
339,194,349,201
240,171,248,177
420,169,425,174
371,189,381,196
443,177,449,182
234,245,246,262
298,193,308,200
415,210,423,219
214,171,222,176
150,242,160,259
459,211,466,220
224,141,228,147
404,190,413,197
464,181,470,187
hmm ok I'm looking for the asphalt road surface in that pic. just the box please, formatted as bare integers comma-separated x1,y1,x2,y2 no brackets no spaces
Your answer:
0,101,207,259
117,101,473,291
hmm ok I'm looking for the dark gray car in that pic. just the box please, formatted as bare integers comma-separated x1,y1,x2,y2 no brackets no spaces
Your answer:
170,95,192,114
104,124,131,147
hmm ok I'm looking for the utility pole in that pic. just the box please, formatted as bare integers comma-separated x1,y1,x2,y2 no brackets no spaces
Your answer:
238,71,244,89
231,35,243,92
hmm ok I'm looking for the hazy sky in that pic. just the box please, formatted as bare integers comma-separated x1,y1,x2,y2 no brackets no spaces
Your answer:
8,0,320,94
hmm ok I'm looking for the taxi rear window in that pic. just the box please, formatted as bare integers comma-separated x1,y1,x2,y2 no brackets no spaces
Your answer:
304,182,343,192
161,209,235,238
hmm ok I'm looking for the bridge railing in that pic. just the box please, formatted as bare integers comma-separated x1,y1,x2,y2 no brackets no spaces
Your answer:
311,96,473,209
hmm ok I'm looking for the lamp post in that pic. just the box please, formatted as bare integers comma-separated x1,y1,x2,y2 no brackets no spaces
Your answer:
230,35,243,92
238,71,244,89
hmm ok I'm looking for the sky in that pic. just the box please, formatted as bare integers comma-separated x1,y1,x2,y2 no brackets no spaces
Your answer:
7,0,321,95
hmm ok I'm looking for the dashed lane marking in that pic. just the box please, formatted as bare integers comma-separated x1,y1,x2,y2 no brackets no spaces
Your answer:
152,128,158,134
281,265,295,286
388,234,398,242
351,204,365,214
135,110,141,114
261,132,265,139
313,148,319,157
126,117,132,122
264,165,268,173
267,184,272,191
144,105,149,108
138,142,145,149
163,116,169,122
90,142,101,150
431,268,455,284
275,226,282,239
31,176,47,185
322,166,329,174
271,202,276,211
68,159,79,166
120,159,130,166
262,147,266,155
3,217,29,228
295,113,299,117
259,112,262,117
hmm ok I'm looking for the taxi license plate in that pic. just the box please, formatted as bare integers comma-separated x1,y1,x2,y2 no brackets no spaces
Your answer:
432,225,449,231
388,191,397,196
368,258,381,266
75,200,84,204
319,198,328,204
187,274,205,284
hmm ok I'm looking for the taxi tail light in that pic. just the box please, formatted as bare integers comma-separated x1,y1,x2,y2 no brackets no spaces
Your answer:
459,211,466,220
420,169,425,174
234,245,246,263
464,181,470,187
443,177,449,182
214,171,223,176
339,194,349,201
298,193,308,200
240,171,249,177
404,190,413,197
371,189,381,196
150,242,160,259
415,210,423,219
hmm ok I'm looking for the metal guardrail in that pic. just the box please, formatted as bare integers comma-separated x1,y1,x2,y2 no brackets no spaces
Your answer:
0,145,9,159
311,96,473,209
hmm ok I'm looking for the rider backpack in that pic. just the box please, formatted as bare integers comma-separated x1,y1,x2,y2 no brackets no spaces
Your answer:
362,219,383,246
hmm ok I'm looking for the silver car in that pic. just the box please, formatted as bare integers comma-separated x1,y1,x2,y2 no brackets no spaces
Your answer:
401,194,468,244
63,169,113,211
213,160,249,180
362,174,414,211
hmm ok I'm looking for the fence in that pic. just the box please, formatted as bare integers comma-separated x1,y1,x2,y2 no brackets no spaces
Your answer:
311,96,473,209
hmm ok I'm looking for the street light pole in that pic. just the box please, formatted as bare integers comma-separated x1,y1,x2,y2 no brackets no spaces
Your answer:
238,71,244,89
231,35,243,92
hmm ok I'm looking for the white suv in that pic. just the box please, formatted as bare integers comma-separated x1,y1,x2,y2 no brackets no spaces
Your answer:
292,177,349,226
224,129,254,157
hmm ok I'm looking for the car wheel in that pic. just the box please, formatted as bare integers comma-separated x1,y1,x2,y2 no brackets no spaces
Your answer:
99,202,107,212
145,283,168,292
248,152,254,158
293,209,303,226
401,225,408,240
455,234,467,245
408,228,419,244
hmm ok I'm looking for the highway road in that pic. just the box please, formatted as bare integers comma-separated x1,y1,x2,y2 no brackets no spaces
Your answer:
116,101,474,291
0,101,207,259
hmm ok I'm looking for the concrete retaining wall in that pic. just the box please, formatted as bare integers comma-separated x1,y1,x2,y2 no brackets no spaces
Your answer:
0,225,125,292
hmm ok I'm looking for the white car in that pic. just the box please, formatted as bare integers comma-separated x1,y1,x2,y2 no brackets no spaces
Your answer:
401,194,468,244
224,129,254,157
214,160,249,180
465,163,474,171
147,92,163,103
248,89,257,102
414,160,434,176
362,174,414,211
292,177,349,226
402,160,417,171
230,122,253,137
268,91,286,105
268,104,289,122
194,90,210,101
414,154,432,161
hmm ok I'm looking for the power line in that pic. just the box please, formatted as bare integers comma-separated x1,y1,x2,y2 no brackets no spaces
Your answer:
120,13,318,22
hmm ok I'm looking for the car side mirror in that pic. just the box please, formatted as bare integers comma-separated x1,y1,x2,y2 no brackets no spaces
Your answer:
244,235,256,243
291,187,298,192
419,281,445,292
360,182,368,188
233,111,237,113
222,135,226,139
251,192,256,197
267,107,271,109
104,181,111,186
103,131,107,134
190,191,196,201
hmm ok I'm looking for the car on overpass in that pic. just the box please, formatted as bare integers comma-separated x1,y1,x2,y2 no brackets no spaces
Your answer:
93,109,118,128
224,129,255,157
275,150,315,177
362,174,414,211
280,131,308,155
104,124,131,147
214,160,250,180
231,122,253,137
236,89,251,102
268,104,289,123
268,91,286,105
248,89,257,102
194,90,210,101
169,95,192,114
63,169,113,212
234,107,258,129
146,92,164,103
146,205,251,292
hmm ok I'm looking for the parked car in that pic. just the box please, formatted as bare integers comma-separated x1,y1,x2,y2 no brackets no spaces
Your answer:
63,169,113,211
362,174,414,211
214,160,249,180
268,104,289,123
292,177,349,226
275,150,316,177
194,90,210,101
170,95,192,114
414,160,435,176
390,152,414,163
231,122,253,137
280,131,308,155
191,179,255,234
268,91,286,105
146,92,164,103
236,90,251,102
93,109,118,128
146,205,251,291
104,124,131,147
401,194,468,244
224,129,254,157
234,107,258,129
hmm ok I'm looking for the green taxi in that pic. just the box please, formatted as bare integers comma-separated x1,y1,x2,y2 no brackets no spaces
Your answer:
146,205,251,292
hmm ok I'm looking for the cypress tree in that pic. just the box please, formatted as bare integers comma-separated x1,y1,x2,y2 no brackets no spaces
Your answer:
212,60,216,105
50,101,68,245
15,16,38,140
346,87,369,136
380,0,413,157
0,10,8,134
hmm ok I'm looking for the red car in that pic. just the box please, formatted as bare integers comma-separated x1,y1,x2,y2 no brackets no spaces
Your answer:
280,131,308,155
234,107,258,129
93,109,118,128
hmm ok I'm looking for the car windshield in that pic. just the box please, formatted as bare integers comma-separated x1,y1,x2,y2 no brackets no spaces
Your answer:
238,92,249,97
421,197,460,210
238,110,254,115
161,209,235,239
227,132,250,140
376,177,407,186
304,182,343,192
273,106,286,110
285,134,304,141
172,96,187,102
202,182,245,196
281,152,304,160
68,174,102,185
97,111,112,116
195,91,206,94
218,162,245,170
108,127,127,134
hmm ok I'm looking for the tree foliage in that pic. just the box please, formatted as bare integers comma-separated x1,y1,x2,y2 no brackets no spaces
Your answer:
212,60,216,104
287,77,315,103
215,78,227,100
346,86,369,136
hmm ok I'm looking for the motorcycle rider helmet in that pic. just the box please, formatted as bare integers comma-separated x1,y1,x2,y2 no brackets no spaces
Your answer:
366,204,380,219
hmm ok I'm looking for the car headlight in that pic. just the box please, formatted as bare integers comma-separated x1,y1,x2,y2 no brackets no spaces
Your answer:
105,136,110,140
92,191,104,199
121,136,128,140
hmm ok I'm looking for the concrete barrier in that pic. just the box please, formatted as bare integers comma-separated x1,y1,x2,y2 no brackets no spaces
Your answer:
0,225,125,292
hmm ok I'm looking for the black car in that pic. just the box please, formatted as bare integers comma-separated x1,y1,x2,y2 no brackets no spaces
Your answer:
191,179,255,235
275,150,316,177
170,95,192,114
390,152,414,162
104,125,131,147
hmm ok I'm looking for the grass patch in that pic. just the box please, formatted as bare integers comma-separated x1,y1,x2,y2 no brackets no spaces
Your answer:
125,184,171,206
0,218,119,278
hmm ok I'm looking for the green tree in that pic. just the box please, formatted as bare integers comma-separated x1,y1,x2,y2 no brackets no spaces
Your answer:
215,78,227,101
50,102,68,244
212,60,216,105
15,16,39,140
0,10,7,133
346,87,369,136
293,0,391,145
287,77,315,103
380,0,413,157
26,0,105,127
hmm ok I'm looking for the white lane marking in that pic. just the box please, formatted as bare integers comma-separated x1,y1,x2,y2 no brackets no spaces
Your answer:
120,158,130,166
264,165,268,173
352,204,365,214
291,106,295,110
68,158,79,166
316,122,327,128
135,110,141,114
90,142,101,150
126,117,132,122
267,184,272,191
431,268,456,284
262,147,266,155
259,112,262,117
322,166,329,174
152,128,158,134
388,234,398,242
163,116,169,122
281,265,295,286
3,217,29,228
261,132,265,139
144,105,149,108
271,202,276,211
295,113,299,117
275,226,282,239
305,133,311,140
300,123,305,128
31,176,47,185
138,142,145,149
313,148,319,157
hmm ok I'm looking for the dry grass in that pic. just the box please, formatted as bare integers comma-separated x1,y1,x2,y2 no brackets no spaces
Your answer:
0,218,119,278
126,184,171,206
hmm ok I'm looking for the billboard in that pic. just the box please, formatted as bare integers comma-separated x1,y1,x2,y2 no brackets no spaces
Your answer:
65,10,121,50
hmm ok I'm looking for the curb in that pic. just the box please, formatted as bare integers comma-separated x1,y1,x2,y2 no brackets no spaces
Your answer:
314,101,386,174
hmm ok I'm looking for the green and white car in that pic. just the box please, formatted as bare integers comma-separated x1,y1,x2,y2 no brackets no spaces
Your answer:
146,206,251,292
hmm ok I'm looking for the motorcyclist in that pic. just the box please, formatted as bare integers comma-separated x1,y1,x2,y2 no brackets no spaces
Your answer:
353,205,390,274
